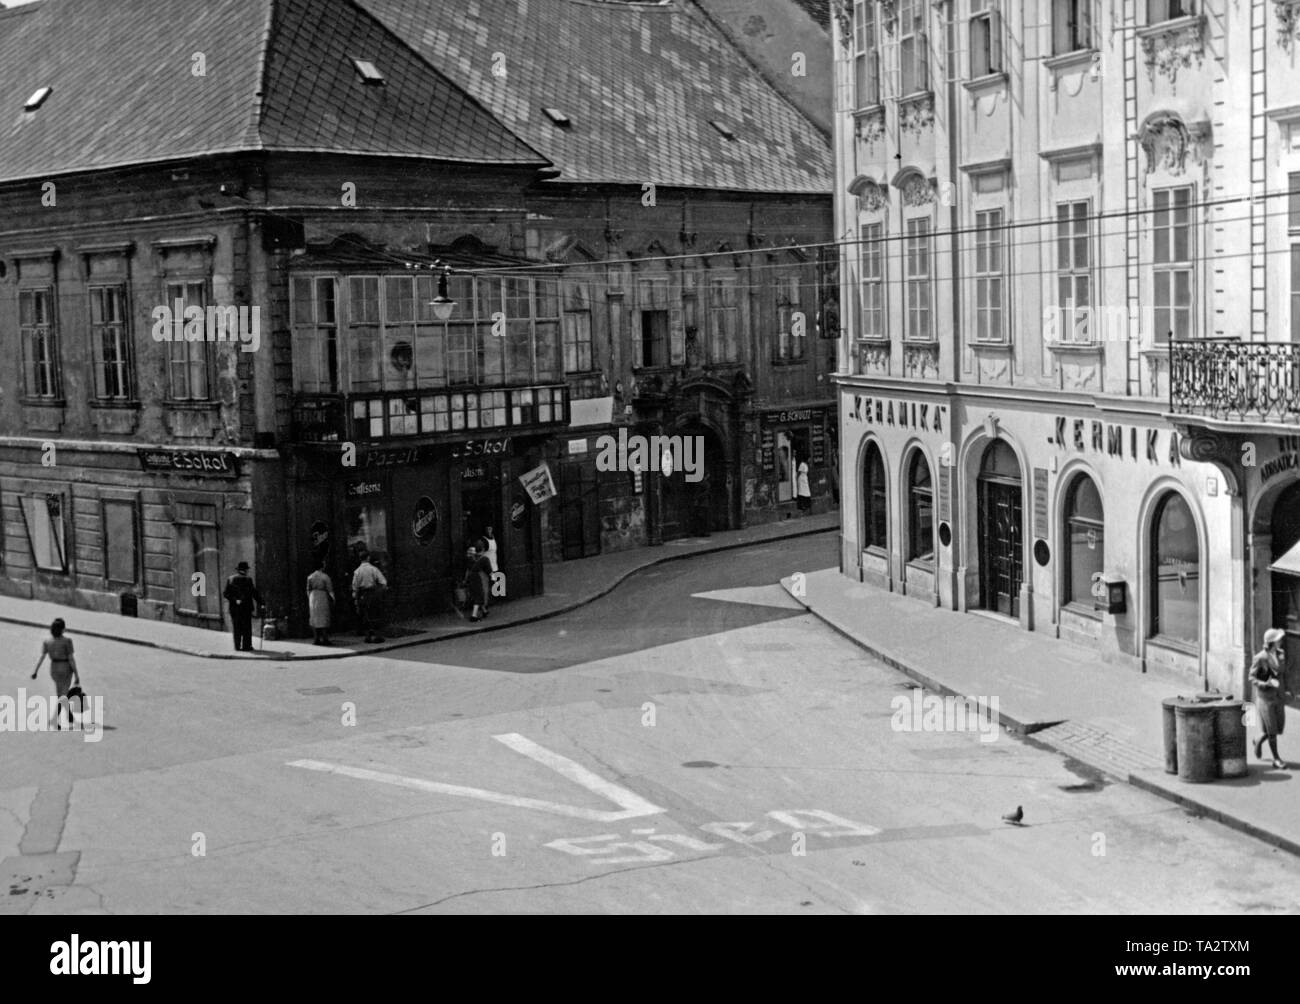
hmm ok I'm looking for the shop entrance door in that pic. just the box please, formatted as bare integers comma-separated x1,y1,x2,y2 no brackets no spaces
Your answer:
559,463,600,560
979,481,1023,617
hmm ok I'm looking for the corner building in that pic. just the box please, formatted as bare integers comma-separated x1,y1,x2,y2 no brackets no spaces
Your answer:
832,0,1300,696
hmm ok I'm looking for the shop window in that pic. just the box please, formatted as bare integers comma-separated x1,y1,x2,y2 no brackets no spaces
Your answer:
166,281,211,401
90,285,133,401
863,441,887,550
907,452,934,563
174,503,220,618
103,498,139,585
1151,492,1199,645
1053,0,1091,54
18,493,67,573
347,500,389,572
1152,186,1193,343
1063,475,1104,608
20,287,60,400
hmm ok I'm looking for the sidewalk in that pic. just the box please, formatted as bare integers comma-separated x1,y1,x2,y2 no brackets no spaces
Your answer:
782,568,1300,858
0,512,839,663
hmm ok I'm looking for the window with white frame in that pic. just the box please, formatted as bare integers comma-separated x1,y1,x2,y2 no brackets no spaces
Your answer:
166,281,211,401
90,285,133,401
20,288,60,400
562,280,594,372
1057,201,1092,342
969,0,1003,78
775,272,805,361
1052,0,1091,54
853,0,880,108
708,276,740,363
974,209,1005,342
898,0,929,96
1147,0,1194,24
1292,245,1300,343
860,222,886,339
291,276,340,393
905,217,932,341
1152,186,1194,343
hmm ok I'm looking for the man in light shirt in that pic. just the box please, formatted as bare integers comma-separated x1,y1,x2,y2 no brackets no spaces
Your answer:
351,552,388,644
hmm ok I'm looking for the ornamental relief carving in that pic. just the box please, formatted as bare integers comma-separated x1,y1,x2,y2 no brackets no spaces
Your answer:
898,174,937,207
858,180,889,213
854,106,886,145
857,343,890,375
903,345,939,380
1140,18,1205,88
835,0,853,52
1137,113,1210,177
898,93,935,137
1279,0,1300,53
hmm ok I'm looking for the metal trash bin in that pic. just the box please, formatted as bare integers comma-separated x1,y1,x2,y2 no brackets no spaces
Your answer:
1161,697,1183,774
1175,701,1218,783
1212,699,1248,778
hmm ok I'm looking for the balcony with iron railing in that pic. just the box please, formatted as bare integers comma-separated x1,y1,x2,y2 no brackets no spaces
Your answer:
291,384,570,445
1170,339,1300,426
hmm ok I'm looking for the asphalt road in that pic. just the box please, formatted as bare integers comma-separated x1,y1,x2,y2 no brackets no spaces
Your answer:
3,532,1299,914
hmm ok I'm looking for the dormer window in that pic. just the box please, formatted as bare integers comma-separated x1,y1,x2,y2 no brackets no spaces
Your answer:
709,119,736,141
24,87,51,112
543,108,571,127
352,59,385,85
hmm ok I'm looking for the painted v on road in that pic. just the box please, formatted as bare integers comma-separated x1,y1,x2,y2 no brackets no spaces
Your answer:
287,732,666,822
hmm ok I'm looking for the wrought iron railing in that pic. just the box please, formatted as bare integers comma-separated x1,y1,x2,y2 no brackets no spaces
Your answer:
292,384,570,444
1169,339,1300,424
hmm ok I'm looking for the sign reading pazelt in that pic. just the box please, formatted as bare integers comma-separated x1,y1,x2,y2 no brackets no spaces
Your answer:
138,449,239,478
519,462,557,504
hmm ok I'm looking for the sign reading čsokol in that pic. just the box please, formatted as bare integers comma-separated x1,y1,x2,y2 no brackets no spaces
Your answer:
138,449,239,478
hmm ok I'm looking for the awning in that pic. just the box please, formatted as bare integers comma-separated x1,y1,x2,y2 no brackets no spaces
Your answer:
1270,540,1300,576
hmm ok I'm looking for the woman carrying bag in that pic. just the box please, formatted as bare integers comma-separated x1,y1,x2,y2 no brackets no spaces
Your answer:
31,618,79,731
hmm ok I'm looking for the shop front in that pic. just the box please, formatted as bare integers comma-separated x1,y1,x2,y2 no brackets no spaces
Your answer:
755,406,833,518
286,433,547,634
841,385,1241,691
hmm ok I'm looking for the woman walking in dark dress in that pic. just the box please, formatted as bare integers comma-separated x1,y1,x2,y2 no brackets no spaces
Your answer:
1251,627,1291,769
462,545,490,622
30,618,79,731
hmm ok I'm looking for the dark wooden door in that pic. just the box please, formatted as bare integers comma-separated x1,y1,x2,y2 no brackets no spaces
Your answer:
979,479,1023,617
559,463,600,560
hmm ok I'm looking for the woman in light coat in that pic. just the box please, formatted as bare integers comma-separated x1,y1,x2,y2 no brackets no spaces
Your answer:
306,561,335,645
1251,627,1291,769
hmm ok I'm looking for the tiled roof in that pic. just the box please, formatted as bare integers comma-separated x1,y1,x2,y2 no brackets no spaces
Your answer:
0,0,545,183
357,0,832,194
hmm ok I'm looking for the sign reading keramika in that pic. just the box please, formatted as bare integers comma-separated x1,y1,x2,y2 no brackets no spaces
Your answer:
151,302,261,353
595,430,704,483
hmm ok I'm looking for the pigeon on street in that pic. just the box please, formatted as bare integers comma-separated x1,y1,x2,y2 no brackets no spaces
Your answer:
1002,806,1024,826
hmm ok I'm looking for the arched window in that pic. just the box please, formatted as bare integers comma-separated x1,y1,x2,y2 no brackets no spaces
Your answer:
863,441,886,550
1064,475,1104,607
1151,492,1200,644
907,451,933,563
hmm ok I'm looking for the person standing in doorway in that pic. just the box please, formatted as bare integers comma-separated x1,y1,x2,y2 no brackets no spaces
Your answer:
306,561,335,646
796,455,812,514
31,618,79,730
351,552,388,644
1252,627,1291,769
223,561,264,652
482,526,498,575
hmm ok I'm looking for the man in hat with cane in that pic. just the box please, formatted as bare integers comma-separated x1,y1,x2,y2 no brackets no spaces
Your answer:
223,561,264,652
